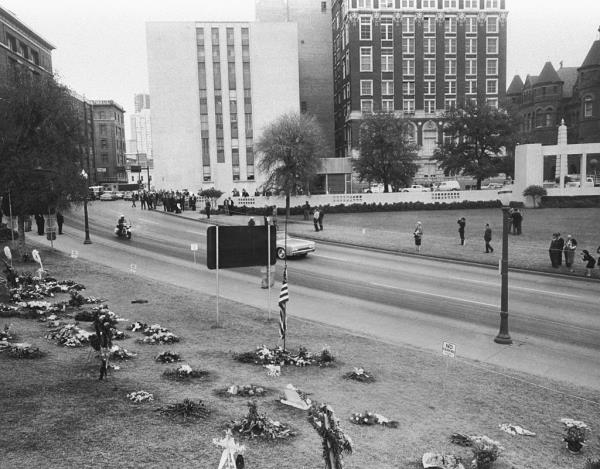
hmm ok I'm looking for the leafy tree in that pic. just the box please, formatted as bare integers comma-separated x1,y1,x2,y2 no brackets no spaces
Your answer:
434,103,517,189
0,71,88,254
522,185,547,208
256,112,327,219
353,112,419,192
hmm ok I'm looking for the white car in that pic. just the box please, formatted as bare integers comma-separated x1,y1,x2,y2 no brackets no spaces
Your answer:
402,184,429,192
99,191,117,201
276,233,315,259
434,180,461,191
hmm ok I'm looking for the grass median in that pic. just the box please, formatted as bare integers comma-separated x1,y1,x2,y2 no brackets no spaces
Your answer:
1,248,598,468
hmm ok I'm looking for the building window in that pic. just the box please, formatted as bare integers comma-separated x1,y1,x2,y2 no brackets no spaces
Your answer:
403,99,415,112
382,80,394,95
445,16,457,34
321,1,327,12
380,0,394,7
584,96,593,117
402,58,415,76
445,98,457,110
424,99,436,114
424,58,436,75
226,27,234,45
487,16,498,33
422,121,438,153
357,0,372,8
101,153,108,164
465,16,478,34
403,81,415,95
487,98,498,108
6,33,17,51
487,37,498,54
463,0,478,8
228,63,237,89
444,0,457,8
466,58,477,75
245,113,253,135
424,37,436,55
217,140,225,163
381,52,394,72
466,79,477,94
100,139,108,149
382,99,394,112
360,79,373,96
100,124,107,135
445,80,456,95
402,16,414,34
211,28,220,44
360,16,372,40
486,58,498,75
401,0,415,7
424,80,436,94
486,0,499,8
31,50,40,66
360,47,372,72
445,58,456,75
423,16,436,34
486,79,498,94
466,37,477,54
241,28,249,45
402,37,415,54
444,37,456,54
361,99,373,114
422,0,437,8
380,18,393,40
545,108,554,127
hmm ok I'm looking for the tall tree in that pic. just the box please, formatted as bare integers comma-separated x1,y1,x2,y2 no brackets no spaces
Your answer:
256,112,327,219
353,112,419,192
0,71,88,254
434,103,517,189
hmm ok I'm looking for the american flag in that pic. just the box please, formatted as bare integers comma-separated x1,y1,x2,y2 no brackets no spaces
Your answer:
279,267,289,340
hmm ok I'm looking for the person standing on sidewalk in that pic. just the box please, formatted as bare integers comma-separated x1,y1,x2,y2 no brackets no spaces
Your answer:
457,217,466,246
313,207,320,232
413,221,423,252
56,211,64,235
484,223,494,253
563,234,577,272
205,199,211,219
303,201,311,221
581,249,596,277
318,206,325,231
512,208,523,235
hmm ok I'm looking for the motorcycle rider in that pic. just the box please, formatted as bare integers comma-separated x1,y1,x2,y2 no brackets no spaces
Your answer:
116,215,126,236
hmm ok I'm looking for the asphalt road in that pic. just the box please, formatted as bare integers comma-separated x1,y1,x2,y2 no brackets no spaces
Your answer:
52,200,600,389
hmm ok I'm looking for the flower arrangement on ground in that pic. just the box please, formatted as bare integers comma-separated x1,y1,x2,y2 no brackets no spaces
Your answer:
128,322,180,344
163,363,208,381
157,399,210,422
235,344,335,367
6,343,45,359
155,350,181,363
350,411,398,428
308,403,353,469
0,324,13,342
343,367,375,383
127,390,154,403
109,345,136,360
561,418,590,453
469,435,504,468
220,384,267,398
229,400,294,440
46,324,92,347
422,453,464,469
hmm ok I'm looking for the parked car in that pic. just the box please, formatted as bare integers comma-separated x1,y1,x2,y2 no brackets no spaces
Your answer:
114,191,125,199
434,180,461,191
566,176,595,188
480,183,504,190
99,191,117,201
123,191,134,201
276,233,315,259
402,184,429,192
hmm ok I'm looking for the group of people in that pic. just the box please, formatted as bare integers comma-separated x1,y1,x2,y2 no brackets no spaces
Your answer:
549,233,598,276
131,191,158,210
34,212,64,236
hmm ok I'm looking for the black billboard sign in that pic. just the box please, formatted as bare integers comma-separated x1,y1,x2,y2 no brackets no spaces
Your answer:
206,225,277,269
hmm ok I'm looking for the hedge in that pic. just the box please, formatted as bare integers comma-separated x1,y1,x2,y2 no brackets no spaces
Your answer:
540,195,600,209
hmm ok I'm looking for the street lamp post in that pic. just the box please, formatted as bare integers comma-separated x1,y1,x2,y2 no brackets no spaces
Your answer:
494,196,512,345
81,170,92,244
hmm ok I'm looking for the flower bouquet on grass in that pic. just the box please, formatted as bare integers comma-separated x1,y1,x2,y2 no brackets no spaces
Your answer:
216,384,267,398
163,363,208,381
155,350,181,363
469,435,504,469
561,418,590,454
422,453,465,469
130,323,180,344
0,324,14,342
234,344,334,367
6,343,45,359
0,304,20,318
157,399,210,422
350,411,398,428
229,400,294,440
127,390,154,403
109,345,137,360
343,367,375,383
46,324,92,347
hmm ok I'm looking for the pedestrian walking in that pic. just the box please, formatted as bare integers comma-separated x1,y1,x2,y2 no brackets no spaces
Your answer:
508,208,516,234
484,223,494,253
512,208,523,235
313,207,320,232
131,193,136,208
303,201,311,221
140,192,147,210
457,217,466,246
413,221,423,252
35,214,45,236
205,199,211,219
318,206,324,231
56,211,64,235
563,234,577,272
581,249,596,277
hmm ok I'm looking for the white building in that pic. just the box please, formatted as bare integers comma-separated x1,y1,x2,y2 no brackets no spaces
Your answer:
146,21,300,192
130,107,153,159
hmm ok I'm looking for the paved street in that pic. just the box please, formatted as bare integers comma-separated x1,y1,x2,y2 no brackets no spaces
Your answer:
35,201,600,392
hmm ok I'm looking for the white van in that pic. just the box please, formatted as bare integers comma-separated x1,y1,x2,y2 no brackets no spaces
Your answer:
434,180,461,191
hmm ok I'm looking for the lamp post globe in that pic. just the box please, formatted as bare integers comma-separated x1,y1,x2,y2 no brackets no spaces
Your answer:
81,170,92,245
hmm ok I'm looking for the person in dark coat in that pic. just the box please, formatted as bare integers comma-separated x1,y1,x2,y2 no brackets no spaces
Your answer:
35,214,45,236
205,199,211,219
484,223,493,253
549,232,564,267
457,217,466,245
563,234,577,272
556,233,565,266
512,209,523,235
581,249,596,277
56,211,64,235
318,206,324,231
303,201,311,221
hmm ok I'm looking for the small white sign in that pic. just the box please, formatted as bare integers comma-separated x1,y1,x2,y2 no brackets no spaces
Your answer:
129,264,137,274
190,243,199,251
442,342,456,358
70,250,79,259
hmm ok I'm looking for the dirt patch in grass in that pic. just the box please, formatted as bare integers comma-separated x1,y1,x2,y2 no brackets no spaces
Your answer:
0,249,598,468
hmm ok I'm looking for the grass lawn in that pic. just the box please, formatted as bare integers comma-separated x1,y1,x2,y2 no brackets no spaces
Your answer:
1,249,599,468
286,207,600,276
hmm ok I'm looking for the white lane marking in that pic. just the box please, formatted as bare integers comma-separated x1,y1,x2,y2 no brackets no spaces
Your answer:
185,230,207,236
370,281,498,308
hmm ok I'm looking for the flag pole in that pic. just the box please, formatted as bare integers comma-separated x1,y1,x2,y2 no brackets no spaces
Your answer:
267,223,271,321
216,225,220,327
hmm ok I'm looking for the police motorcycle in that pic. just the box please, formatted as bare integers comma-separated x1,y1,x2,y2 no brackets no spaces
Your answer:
114,215,132,240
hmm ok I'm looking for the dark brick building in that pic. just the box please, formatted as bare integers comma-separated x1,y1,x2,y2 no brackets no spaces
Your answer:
91,100,127,188
331,0,507,179
505,31,600,145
